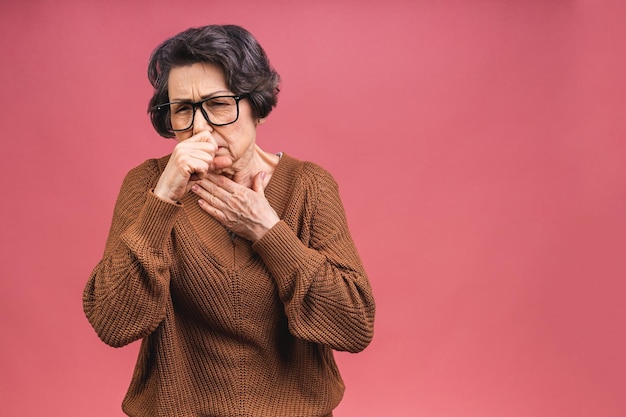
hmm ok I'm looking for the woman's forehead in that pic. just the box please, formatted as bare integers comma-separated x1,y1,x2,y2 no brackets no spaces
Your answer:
168,63,229,100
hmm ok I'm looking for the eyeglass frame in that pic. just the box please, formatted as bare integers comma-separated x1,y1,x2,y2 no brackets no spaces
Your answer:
152,94,247,131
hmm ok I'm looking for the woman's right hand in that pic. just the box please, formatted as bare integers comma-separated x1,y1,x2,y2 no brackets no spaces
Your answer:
153,131,221,203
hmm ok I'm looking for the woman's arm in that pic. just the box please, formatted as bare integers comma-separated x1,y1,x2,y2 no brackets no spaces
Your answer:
253,166,375,353
83,159,180,348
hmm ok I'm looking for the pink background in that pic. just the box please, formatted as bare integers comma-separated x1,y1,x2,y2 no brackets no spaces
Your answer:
1,1,625,416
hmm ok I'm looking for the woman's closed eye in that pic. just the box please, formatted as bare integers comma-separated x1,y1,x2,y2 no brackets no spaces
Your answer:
173,104,193,114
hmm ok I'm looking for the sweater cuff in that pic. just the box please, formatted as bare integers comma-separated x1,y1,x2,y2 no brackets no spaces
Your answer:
122,190,182,250
252,221,324,296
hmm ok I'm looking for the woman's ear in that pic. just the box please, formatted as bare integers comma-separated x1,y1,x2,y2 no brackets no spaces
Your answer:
256,117,266,125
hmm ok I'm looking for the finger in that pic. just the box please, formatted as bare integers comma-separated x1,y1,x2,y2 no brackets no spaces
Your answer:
184,130,218,146
173,154,211,180
172,141,216,165
171,142,219,180
194,180,234,208
251,171,266,195
176,142,218,159
191,183,222,208
204,172,238,194
197,194,224,218
210,155,234,171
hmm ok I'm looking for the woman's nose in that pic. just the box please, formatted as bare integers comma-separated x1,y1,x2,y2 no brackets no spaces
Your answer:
192,106,214,134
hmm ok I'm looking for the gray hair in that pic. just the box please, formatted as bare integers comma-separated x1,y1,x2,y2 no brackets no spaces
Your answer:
147,25,281,138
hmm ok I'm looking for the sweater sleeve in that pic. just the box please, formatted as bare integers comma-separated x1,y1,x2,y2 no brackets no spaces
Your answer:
252,167,375,353
83,159,181,348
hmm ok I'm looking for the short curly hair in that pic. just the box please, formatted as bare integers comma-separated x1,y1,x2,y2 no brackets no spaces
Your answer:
147,25,281,138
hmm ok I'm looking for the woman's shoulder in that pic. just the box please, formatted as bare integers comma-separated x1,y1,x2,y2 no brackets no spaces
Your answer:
284,155,339,194
121,154,171,189
280,153,337,187
126,154,170,175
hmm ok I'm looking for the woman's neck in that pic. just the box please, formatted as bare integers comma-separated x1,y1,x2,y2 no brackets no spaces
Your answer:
223,145,279,188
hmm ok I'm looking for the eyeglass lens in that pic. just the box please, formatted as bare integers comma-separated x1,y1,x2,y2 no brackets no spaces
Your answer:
169,96,240,130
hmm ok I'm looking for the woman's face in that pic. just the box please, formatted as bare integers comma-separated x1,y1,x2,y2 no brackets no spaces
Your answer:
167,62,260,173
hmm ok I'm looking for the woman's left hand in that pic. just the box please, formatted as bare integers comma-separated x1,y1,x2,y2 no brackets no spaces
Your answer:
191,172,280,242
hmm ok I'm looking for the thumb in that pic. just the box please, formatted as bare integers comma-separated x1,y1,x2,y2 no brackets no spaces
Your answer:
252,171,266,194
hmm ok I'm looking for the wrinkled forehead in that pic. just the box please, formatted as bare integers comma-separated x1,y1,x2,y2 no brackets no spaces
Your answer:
167,62,230,101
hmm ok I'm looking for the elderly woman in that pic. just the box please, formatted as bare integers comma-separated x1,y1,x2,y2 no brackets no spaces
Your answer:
83,25,375,417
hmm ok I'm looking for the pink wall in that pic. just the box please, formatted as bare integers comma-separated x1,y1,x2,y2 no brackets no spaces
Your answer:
1,1,625,416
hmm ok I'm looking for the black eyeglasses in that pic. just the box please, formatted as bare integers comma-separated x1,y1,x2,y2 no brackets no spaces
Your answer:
152,95,245,131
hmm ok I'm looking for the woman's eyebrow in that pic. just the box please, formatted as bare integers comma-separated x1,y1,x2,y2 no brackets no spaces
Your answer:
169,90,232,102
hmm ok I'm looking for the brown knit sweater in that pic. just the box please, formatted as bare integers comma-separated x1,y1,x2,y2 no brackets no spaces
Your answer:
83,153,375,417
